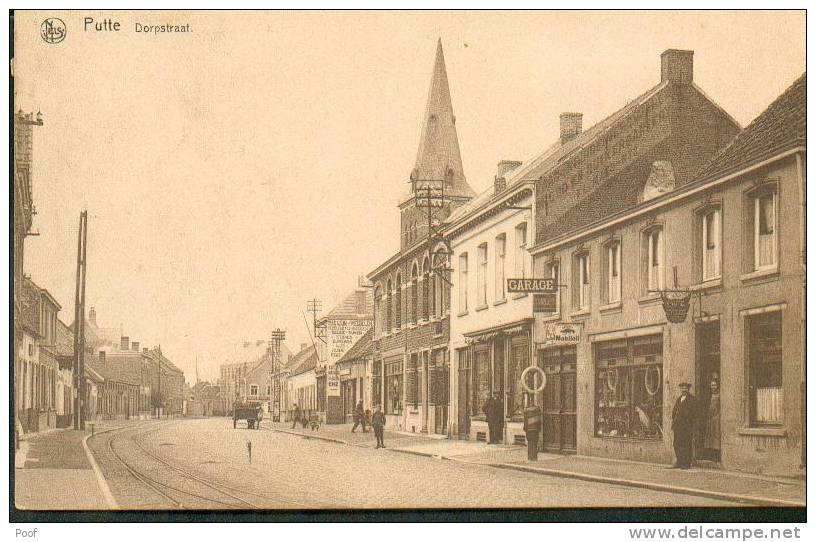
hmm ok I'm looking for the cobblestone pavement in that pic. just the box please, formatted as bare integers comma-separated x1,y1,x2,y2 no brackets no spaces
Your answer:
91,418,731,509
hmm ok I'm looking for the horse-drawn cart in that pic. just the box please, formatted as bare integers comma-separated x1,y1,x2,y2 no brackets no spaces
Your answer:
233,402,263,430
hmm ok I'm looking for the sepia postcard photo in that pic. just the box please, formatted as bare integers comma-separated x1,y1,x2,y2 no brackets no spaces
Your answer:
9,9,807,522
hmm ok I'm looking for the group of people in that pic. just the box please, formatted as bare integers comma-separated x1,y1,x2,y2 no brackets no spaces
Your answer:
289,404,320,431
288,400,387,448
352,400,387,448
671,378,721,469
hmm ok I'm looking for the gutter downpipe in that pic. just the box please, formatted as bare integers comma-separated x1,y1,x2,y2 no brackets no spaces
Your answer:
795,151,806,470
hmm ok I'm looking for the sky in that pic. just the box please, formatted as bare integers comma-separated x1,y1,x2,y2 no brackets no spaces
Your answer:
13,10,805,383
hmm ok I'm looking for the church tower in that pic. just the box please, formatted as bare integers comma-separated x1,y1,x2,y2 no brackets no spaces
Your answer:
400,39,475,251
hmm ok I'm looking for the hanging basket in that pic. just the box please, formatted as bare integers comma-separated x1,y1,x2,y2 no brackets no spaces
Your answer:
661,290,691,323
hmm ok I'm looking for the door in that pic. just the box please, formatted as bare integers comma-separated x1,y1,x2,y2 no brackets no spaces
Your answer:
457,349,471,439
540,346,577,453
696,321,721,461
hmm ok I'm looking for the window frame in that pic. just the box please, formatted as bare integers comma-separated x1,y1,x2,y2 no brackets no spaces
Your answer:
515,222,528,279
495,234,506,302
458,252,468,314
603,239,622,304
747,310,784,427
643,225,665,293
573,250,591,311
477,242,488,307
701,206,722,281
752,186,778,271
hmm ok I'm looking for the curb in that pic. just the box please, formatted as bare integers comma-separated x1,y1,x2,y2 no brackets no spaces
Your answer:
490,463,805,508
83,426,121,510
270,427,804,507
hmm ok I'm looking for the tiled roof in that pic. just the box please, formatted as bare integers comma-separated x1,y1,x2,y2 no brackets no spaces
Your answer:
288,345,318,377
323,289,374,320
336,328,373,365
445,82,668,228
55,319,74,357
698,73,806,180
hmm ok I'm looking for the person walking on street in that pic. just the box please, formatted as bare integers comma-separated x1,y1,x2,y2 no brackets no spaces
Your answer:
483,392,504,444
352,400,367,433
372,405,386,449
671,382,698,469
291,404,301,429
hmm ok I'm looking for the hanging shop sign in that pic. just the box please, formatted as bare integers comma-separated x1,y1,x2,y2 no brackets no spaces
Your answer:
507,278,557,293
541,323,581,347
533,293,557,313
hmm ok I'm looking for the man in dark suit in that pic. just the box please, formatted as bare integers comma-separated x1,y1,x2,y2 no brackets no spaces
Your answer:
671,382,698,469
483,392,504,444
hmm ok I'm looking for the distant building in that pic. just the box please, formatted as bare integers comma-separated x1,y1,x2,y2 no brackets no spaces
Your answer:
218,339,292,411
285,344,319,421
314,288,373,424
16,278,61,434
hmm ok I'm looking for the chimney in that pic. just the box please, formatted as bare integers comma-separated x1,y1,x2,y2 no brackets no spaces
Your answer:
661,49,693,84
121,336,129,351
494,160,522,194
131,341,140,352
559,113,583,144
88,307,97,326
99,350,106,364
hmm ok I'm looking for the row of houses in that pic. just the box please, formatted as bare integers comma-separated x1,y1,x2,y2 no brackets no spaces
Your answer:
13,109,186,438
209,42,802,478
308,42,803,478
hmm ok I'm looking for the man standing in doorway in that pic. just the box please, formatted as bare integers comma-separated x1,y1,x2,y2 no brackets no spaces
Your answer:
671,382,698,469
483,392,504,444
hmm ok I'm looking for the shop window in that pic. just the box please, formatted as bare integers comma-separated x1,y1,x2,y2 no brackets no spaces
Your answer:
384,360,404,415
573,251,590,310
429,349,449,405
603,240,622,303
507,338,529,418
372,360,383,408
407,353,419,407
458,253,468,313
495,234,506,301
643,226,664,292
701,207,722,281
594,335,663,439
477,243,488,307
748,311,783,426
472,347,491,417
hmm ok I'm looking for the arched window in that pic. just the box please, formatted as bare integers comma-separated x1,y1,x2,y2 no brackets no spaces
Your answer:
395,273,402,330
422,256,430,321
386,279,393,332
411,263,419,324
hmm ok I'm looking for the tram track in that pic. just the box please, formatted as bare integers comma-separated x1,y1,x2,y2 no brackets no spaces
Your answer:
90,421,316,509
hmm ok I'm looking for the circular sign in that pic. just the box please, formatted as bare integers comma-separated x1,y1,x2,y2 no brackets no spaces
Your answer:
41,18,66,44
520,365,547,393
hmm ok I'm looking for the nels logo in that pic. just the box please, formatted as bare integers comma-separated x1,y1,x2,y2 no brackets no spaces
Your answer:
40,18,66,44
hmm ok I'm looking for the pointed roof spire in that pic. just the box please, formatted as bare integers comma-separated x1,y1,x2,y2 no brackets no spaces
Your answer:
410,39,474,199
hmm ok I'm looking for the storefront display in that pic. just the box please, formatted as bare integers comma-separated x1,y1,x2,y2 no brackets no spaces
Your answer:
384,358,403,415
594,334,663,439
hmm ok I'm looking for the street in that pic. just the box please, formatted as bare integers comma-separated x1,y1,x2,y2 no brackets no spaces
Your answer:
86,418,729,509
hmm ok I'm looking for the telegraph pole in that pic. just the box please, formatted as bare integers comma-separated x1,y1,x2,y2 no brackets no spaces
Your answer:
71,211,88,430
269,328,286,421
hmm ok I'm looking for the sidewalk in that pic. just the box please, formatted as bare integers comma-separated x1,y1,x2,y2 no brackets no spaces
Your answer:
14,422,121,510
269,422,805,507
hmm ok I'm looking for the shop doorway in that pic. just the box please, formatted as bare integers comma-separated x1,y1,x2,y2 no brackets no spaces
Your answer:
696,321,721,462
540,346,577,454
457,349,471,439
341,379,356,423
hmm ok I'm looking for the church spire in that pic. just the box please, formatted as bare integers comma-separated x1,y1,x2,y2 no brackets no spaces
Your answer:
410,39,474,198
